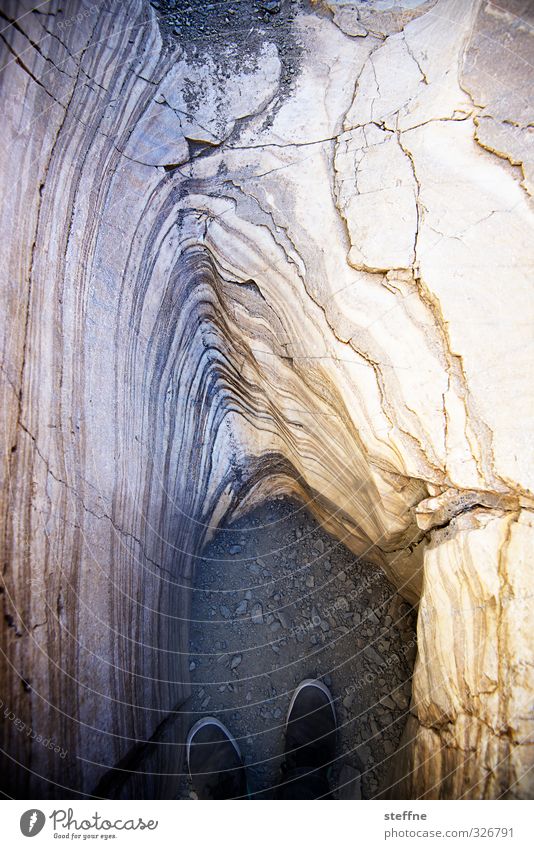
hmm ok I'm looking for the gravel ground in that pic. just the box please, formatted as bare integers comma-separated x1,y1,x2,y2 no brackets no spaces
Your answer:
150,0,304,99
179,497,417,799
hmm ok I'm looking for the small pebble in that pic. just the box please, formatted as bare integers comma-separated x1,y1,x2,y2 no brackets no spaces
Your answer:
277,610,290,629
364,645,383,666
251,602,264,625
392,690,409,709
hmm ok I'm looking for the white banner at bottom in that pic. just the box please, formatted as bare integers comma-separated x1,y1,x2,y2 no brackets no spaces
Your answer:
2,799,533,849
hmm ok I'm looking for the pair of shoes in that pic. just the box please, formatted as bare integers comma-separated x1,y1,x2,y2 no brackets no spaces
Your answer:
187,678,337,800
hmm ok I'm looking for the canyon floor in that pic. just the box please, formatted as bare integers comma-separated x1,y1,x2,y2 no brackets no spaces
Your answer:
179,498,417,799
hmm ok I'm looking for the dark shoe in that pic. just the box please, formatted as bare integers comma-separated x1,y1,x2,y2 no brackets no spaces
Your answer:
278,678,337,799
187,717,247,799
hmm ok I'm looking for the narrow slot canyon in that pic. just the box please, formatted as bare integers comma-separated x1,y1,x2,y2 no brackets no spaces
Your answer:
1,0,533,803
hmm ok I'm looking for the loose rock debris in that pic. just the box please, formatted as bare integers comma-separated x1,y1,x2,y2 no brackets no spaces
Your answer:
180,498,417,799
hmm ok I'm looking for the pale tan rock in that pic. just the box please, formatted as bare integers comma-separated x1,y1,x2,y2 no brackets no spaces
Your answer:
316,0,436,37
334,125,418,270
460,1,534,196
236,13,376,147
390,509,534,799
474,116,534,196
344,30,424,128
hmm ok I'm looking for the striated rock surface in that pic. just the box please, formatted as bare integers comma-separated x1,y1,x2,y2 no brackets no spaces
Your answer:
0,0,532,798
391,509,534,799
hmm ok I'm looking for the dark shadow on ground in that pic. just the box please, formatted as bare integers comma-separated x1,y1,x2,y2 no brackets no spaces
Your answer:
179,497,417,799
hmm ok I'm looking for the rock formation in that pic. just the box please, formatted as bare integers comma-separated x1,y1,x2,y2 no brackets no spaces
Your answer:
0,0,532,798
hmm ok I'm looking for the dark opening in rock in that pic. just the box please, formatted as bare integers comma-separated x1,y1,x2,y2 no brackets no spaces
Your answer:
182,497,417,799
